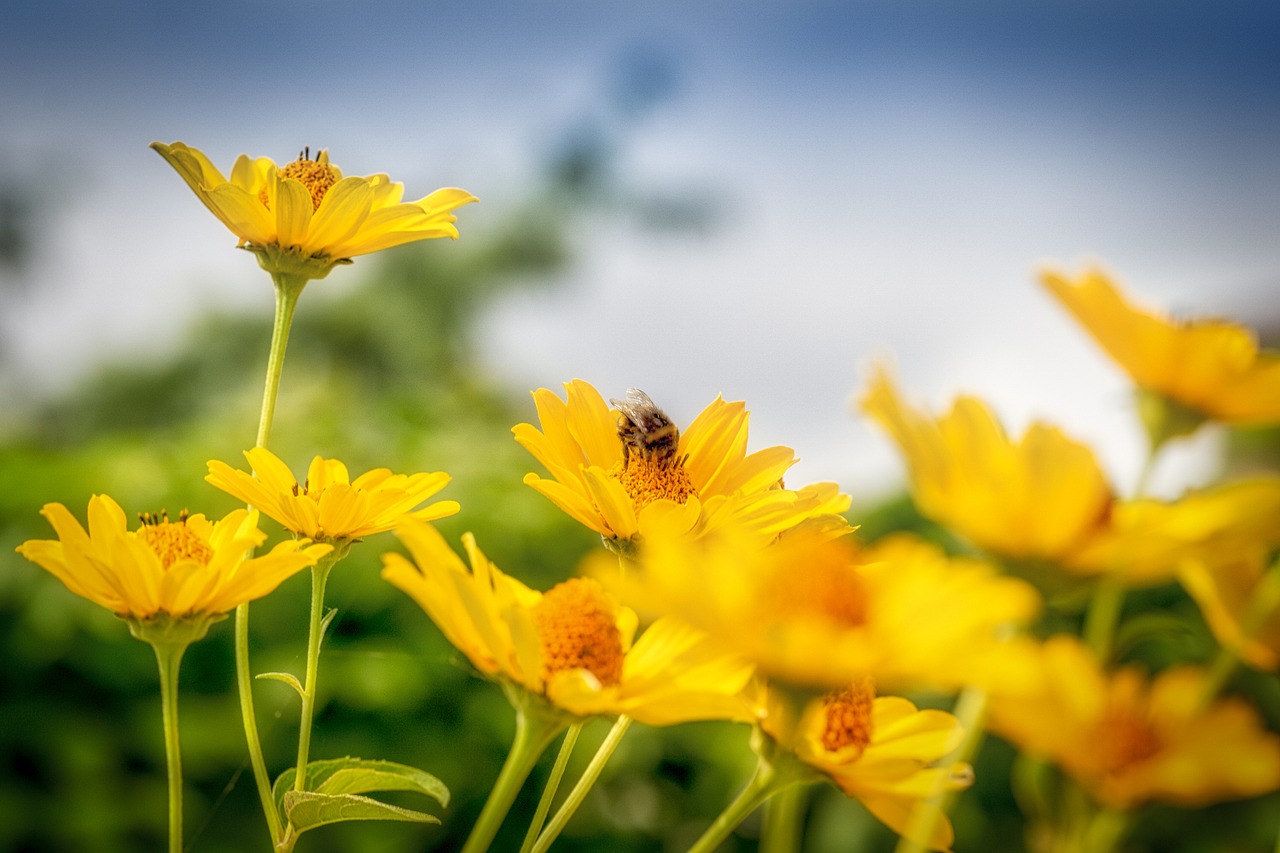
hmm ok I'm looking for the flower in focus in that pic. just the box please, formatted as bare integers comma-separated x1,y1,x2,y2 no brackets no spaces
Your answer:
380,518,755,726
513,380,849,545
987,635,1280,810
1180,553,1280,672
757,678,971,852
16,495,329,621
1041,266,1280,430
151,141,476,281
861,363,1113,564
606,514,1042,695
206,448,457,544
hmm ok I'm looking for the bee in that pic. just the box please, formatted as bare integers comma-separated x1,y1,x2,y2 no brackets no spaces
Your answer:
611,388,681,467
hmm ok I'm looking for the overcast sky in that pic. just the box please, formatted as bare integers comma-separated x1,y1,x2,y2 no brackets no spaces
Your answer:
2,1,1278,499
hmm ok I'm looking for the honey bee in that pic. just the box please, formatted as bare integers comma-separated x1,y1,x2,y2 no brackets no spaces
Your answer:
611,388,681,466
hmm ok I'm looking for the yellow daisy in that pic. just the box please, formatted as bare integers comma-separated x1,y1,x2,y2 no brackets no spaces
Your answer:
206,447,458,544
758,678,971,853
513,379,849,545
1042,266,1280,427
607,514,1042,695
151,141,476,279
1180,553,1280,672
380,518,755,726
987,635,1280,810
16,495,329,620
861,363,1113,564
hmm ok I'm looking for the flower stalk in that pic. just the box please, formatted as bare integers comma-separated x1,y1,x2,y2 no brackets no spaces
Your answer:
154,638,188,853
519,723,583,853
531,715,633,853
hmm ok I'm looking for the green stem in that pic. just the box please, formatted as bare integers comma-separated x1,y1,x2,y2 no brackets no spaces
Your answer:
153,639,190,853
531,715,633,853
236,603,283,846
461,706,567,853
519,723,583,853
760,783,805,853
686,757,790,853
1083,576,1125,662
894,687,988,853
234,271,308,848
292,559,335,792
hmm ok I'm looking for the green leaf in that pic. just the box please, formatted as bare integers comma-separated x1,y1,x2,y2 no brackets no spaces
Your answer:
273,757,450,817
255,671,305,698
282,790,440,834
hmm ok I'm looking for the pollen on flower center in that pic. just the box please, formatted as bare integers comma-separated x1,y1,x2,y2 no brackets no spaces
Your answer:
762,543,869,628
612,456,699,512
822,676,876,755
1097,710,1162,771
533,578,624,688
137,510,211,569
260,150,339,212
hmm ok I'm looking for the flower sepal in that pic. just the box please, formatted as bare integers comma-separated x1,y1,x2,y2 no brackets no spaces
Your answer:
245,242,351,285
1137,387,1208,452
127,610,226,651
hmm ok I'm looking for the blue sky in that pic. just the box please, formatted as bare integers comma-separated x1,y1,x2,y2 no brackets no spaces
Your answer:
3,1,1278,495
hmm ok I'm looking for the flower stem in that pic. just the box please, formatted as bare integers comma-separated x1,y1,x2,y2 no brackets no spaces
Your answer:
152,638,190,853
519,723,583,853
234,270,308,847
531,715,632,853
894,687,988,853
292,558,336,792
461,706,567,853
686,757,790,853
1083,575,1125,661
760,783,805,853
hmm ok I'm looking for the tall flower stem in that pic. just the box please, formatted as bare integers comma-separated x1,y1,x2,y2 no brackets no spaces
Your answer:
686,755,796,853
531,715,633,853
519,723,583,853
153,638,189,853
236,271,308,847
462,703,567,853
291,552,342,794
760,783,805,853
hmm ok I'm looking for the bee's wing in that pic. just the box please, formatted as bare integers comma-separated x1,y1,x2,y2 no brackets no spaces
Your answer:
610,388,657,421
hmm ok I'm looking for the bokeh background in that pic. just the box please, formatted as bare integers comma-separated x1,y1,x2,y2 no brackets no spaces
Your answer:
2,2,1279,851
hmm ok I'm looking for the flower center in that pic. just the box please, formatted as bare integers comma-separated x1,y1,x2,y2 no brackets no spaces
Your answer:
533,578,624,688
1097,709,1162,772
612,455,699,512
260,148,339,211
762,539,869,628
137,510,211,569
821,676,876,755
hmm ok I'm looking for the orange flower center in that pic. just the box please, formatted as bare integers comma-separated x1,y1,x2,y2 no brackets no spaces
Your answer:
260,149,339,211
1097,709,1162,772
761,540,869,628
821,676,876,755
137,510,211,569
533,578,624,688
612,455,699,512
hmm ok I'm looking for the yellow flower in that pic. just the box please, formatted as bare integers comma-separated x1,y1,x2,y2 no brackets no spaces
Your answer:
607,515,1041,694
206,447,458,543
151,141,476,279
861,363,1113,563
380,518,755,726
758,678,971,853
513,379,849,544
987,635,1280,810
1180,553,1280,672
16,495,329,620
1041,266,1280,427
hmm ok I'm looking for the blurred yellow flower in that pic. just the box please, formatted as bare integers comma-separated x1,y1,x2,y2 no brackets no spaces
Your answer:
1180,553,1280,672
206,447,457,543
861,363,1113,563
381,518,755,726
16,495,329,620
757,678,971,853
987,636,1280,810
1041,266,1280,427
608,515,1041,694
513,379,849,544
151,141,475,279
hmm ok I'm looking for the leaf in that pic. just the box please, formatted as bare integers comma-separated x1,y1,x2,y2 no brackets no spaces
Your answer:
282,790,440,834
273,757,450,817
256,671,305,698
